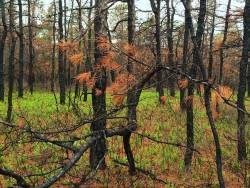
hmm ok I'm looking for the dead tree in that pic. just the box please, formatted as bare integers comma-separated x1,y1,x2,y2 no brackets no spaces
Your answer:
237,0,249,162
7,0,17,122
150,0,165,102
166,0,175,97
18,0,24,97
28,0,34,94
180,0,190,110
58,0,66,104
90,0,108,169
219,0,231,85
0,0,7,101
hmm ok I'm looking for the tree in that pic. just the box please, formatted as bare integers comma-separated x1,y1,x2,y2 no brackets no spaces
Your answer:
180,0,190,110
51,0,56,92
28,0,35,94
7,0,17,122
0,0,7,101
58,0,66,104
123,0,136,175
166,0,175,97
219,0,231,85
89,0,108,169
150,0,165,103
237,0,249,162
18,0,24,97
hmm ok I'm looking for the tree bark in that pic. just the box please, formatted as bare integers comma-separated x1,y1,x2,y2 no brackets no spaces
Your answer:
166,0,175,97
90,0,108,169
219,0,231,85
58,0,66,104
18,0,24,97
181,0,225,186
237,0,249,162
51,0,56,92
150,0,165,102
184,0,206,169
180,0,190,110
123,0,136,175
7,0,17,122
208,0,216,79
28,0,34,94
0,0,7,101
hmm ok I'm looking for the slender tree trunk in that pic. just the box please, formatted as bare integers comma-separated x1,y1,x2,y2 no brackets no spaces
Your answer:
182,0,225,186
18,0,24,97
184,0,206,169
150,0,164,102
123,0,136,175
208,0,216,79
51,0,56,92
58,0,66,104
28,0,34,94
180,0,190,110
90,0,108,169
84,0,93,102
74,0,82,98
166,0,175,97
63,0,68,86
237,0,249,162
0,0,7,101
219,0,231,85
7,0,17,122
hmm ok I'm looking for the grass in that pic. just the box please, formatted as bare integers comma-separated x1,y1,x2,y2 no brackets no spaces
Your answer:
0,90,249,187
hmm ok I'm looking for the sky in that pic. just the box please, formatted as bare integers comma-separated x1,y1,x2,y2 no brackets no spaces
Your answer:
41,0,244,30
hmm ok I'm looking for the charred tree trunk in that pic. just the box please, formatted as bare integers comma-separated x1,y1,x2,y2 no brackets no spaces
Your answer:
0,0,7,101
84,0,93,102
28,0,34,94
51,0,56,92
150,0,164,102
6,0,17,122
219,0,231,85
180,0,190,110
90,0,108,169
184,0,206,169
182,0,225,186
18,0,24,97
237,0,249,162
123,0,136,175
58,0,66,104
74,0,82,98
208,0,216,79
166,0,175,97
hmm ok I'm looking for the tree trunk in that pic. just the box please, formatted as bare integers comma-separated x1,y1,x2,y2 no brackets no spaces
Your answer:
180,0,190,110
51,0,56,92
182,0,225,186
7,0,17,122
184,0,206,169
208,0,216,79
58,0,66,104
219,0,231,85
89,0,108,169
28,0,34,94
123,0,136,175
18,0,24,97
166,0,175,97
150,0,164,102
237,0,249,162
84,0,93,102
0,0,7,101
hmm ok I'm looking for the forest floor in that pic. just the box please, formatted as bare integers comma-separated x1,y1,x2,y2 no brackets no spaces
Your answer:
0,90,249,187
